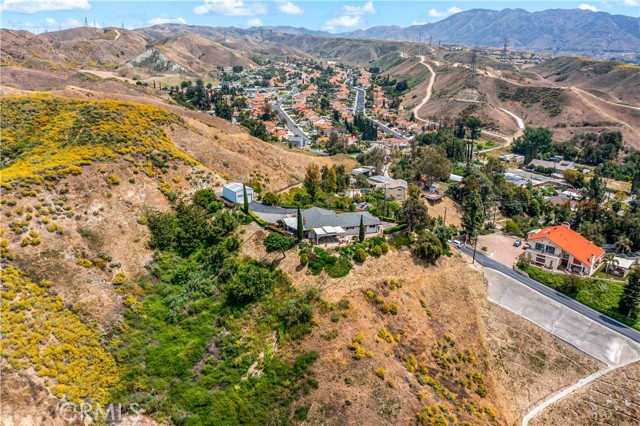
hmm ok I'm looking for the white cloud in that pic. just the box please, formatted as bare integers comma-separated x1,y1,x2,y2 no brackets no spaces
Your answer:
247,18,263,26
427,6,462,17
0,0,90,13
149,16,187,25
321,15,364,32
66,17,80,26
578,3,599,11
277,0,303,15
411,20,426,26
193,0,267,16
45,17,57,24
622,0,638,5
341,1,376,15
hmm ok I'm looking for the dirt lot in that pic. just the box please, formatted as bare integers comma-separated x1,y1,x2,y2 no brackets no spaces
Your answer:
477,233,525,268
424,196,463,228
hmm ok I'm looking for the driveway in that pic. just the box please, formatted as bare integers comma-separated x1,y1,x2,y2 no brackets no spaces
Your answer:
477,233,524,268
459,245,640,344
248,201,296,224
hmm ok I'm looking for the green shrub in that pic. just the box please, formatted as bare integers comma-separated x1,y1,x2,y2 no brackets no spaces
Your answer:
326,255,352,278
263,232,294,253
383,223,407,234
354,248,367,263
299,253,309,266
371,245,383,257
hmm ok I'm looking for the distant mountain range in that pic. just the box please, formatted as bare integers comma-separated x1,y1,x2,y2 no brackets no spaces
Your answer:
338,8,639,55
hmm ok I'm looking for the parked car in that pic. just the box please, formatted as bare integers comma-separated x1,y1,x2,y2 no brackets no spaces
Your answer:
523,242,530,249
513,239,522,247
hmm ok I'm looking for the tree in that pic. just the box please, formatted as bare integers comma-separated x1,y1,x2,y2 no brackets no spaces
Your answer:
586,173,606,205
264,232,294,254
513,127,554,163
261,191,278,206
418,146,453,182
603,253,619,279
296,206,304,242
414,232,443,264
242,184,249,214
461,191,484,242
563,169,584,188
354,248,367,263
304,163,322,201
147,211,178,250
223,260,276,304
358,215,365,243
215,101,233,121
465,116,482,142
410,111,416,122
619,266,640,319
398,197,431,235
321,165,337,193
615,235,633,253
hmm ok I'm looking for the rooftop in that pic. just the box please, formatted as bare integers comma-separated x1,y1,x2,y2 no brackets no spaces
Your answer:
529,225,605,267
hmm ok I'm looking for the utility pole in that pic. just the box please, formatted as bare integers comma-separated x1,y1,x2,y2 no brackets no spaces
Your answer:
418,31,422,57
85,17,88,27
429,35,432,46
472,237,478,264
443,207,448,226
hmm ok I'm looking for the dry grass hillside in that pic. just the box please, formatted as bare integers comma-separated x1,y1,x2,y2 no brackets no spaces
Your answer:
239,225,602,426
0,94,222,327
530,362,640,426
0,27,148,73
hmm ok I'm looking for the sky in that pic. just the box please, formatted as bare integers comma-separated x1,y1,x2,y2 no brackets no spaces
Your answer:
1,0,638,34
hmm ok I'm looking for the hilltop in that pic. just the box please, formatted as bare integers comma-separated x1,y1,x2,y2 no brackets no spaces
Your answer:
342,8,640,60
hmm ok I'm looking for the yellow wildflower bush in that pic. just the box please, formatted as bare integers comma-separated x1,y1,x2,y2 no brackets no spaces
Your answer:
0,266,120,405
0,93,198,186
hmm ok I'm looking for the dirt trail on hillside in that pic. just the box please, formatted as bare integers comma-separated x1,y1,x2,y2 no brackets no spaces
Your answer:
411,55,436,123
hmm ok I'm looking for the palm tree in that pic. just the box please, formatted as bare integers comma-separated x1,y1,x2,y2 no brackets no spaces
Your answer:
615,235,632,254
603,253,619,279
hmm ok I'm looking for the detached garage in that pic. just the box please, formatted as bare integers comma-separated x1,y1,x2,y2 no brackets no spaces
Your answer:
222,182,254,204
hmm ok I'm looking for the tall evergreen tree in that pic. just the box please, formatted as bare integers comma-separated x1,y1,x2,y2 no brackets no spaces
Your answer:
242,184,249,214
461,191,484,242
296,206,304,242
359,215,365,243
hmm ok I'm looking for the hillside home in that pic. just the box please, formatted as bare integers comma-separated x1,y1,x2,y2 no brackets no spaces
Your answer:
523,223,604,276
283,207,381,243
222,182,254,204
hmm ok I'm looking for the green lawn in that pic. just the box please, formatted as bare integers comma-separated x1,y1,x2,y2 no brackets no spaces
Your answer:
521,264,639,330
592,264,626,282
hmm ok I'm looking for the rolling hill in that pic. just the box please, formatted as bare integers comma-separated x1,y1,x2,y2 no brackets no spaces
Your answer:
343,8,640,60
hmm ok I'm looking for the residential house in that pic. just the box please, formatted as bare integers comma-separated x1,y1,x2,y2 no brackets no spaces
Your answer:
523,223,605,276
222,182,254,204
283,207,381,243
368,176,408,201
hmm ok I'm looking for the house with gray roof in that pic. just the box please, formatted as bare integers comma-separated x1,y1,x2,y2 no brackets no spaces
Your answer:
282,207,381,243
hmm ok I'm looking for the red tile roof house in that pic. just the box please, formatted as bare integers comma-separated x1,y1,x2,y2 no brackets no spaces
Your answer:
523,223,605,276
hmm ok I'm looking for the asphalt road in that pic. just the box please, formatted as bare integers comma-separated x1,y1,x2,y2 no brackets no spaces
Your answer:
352,87,408,140
274,89,309,142
460,245,640,344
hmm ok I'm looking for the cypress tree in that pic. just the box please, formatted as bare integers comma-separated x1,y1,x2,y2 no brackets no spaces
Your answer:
359,215,365,243
296,206,304,242
242,184,249,214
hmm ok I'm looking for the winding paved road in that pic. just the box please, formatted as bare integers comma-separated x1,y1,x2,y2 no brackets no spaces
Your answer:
274,89,309,142
352,87,408,140
459,245,640,344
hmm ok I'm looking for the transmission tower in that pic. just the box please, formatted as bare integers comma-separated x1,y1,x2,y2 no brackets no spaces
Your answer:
466,47,477,89
500,39,508,61
418,31,422,56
